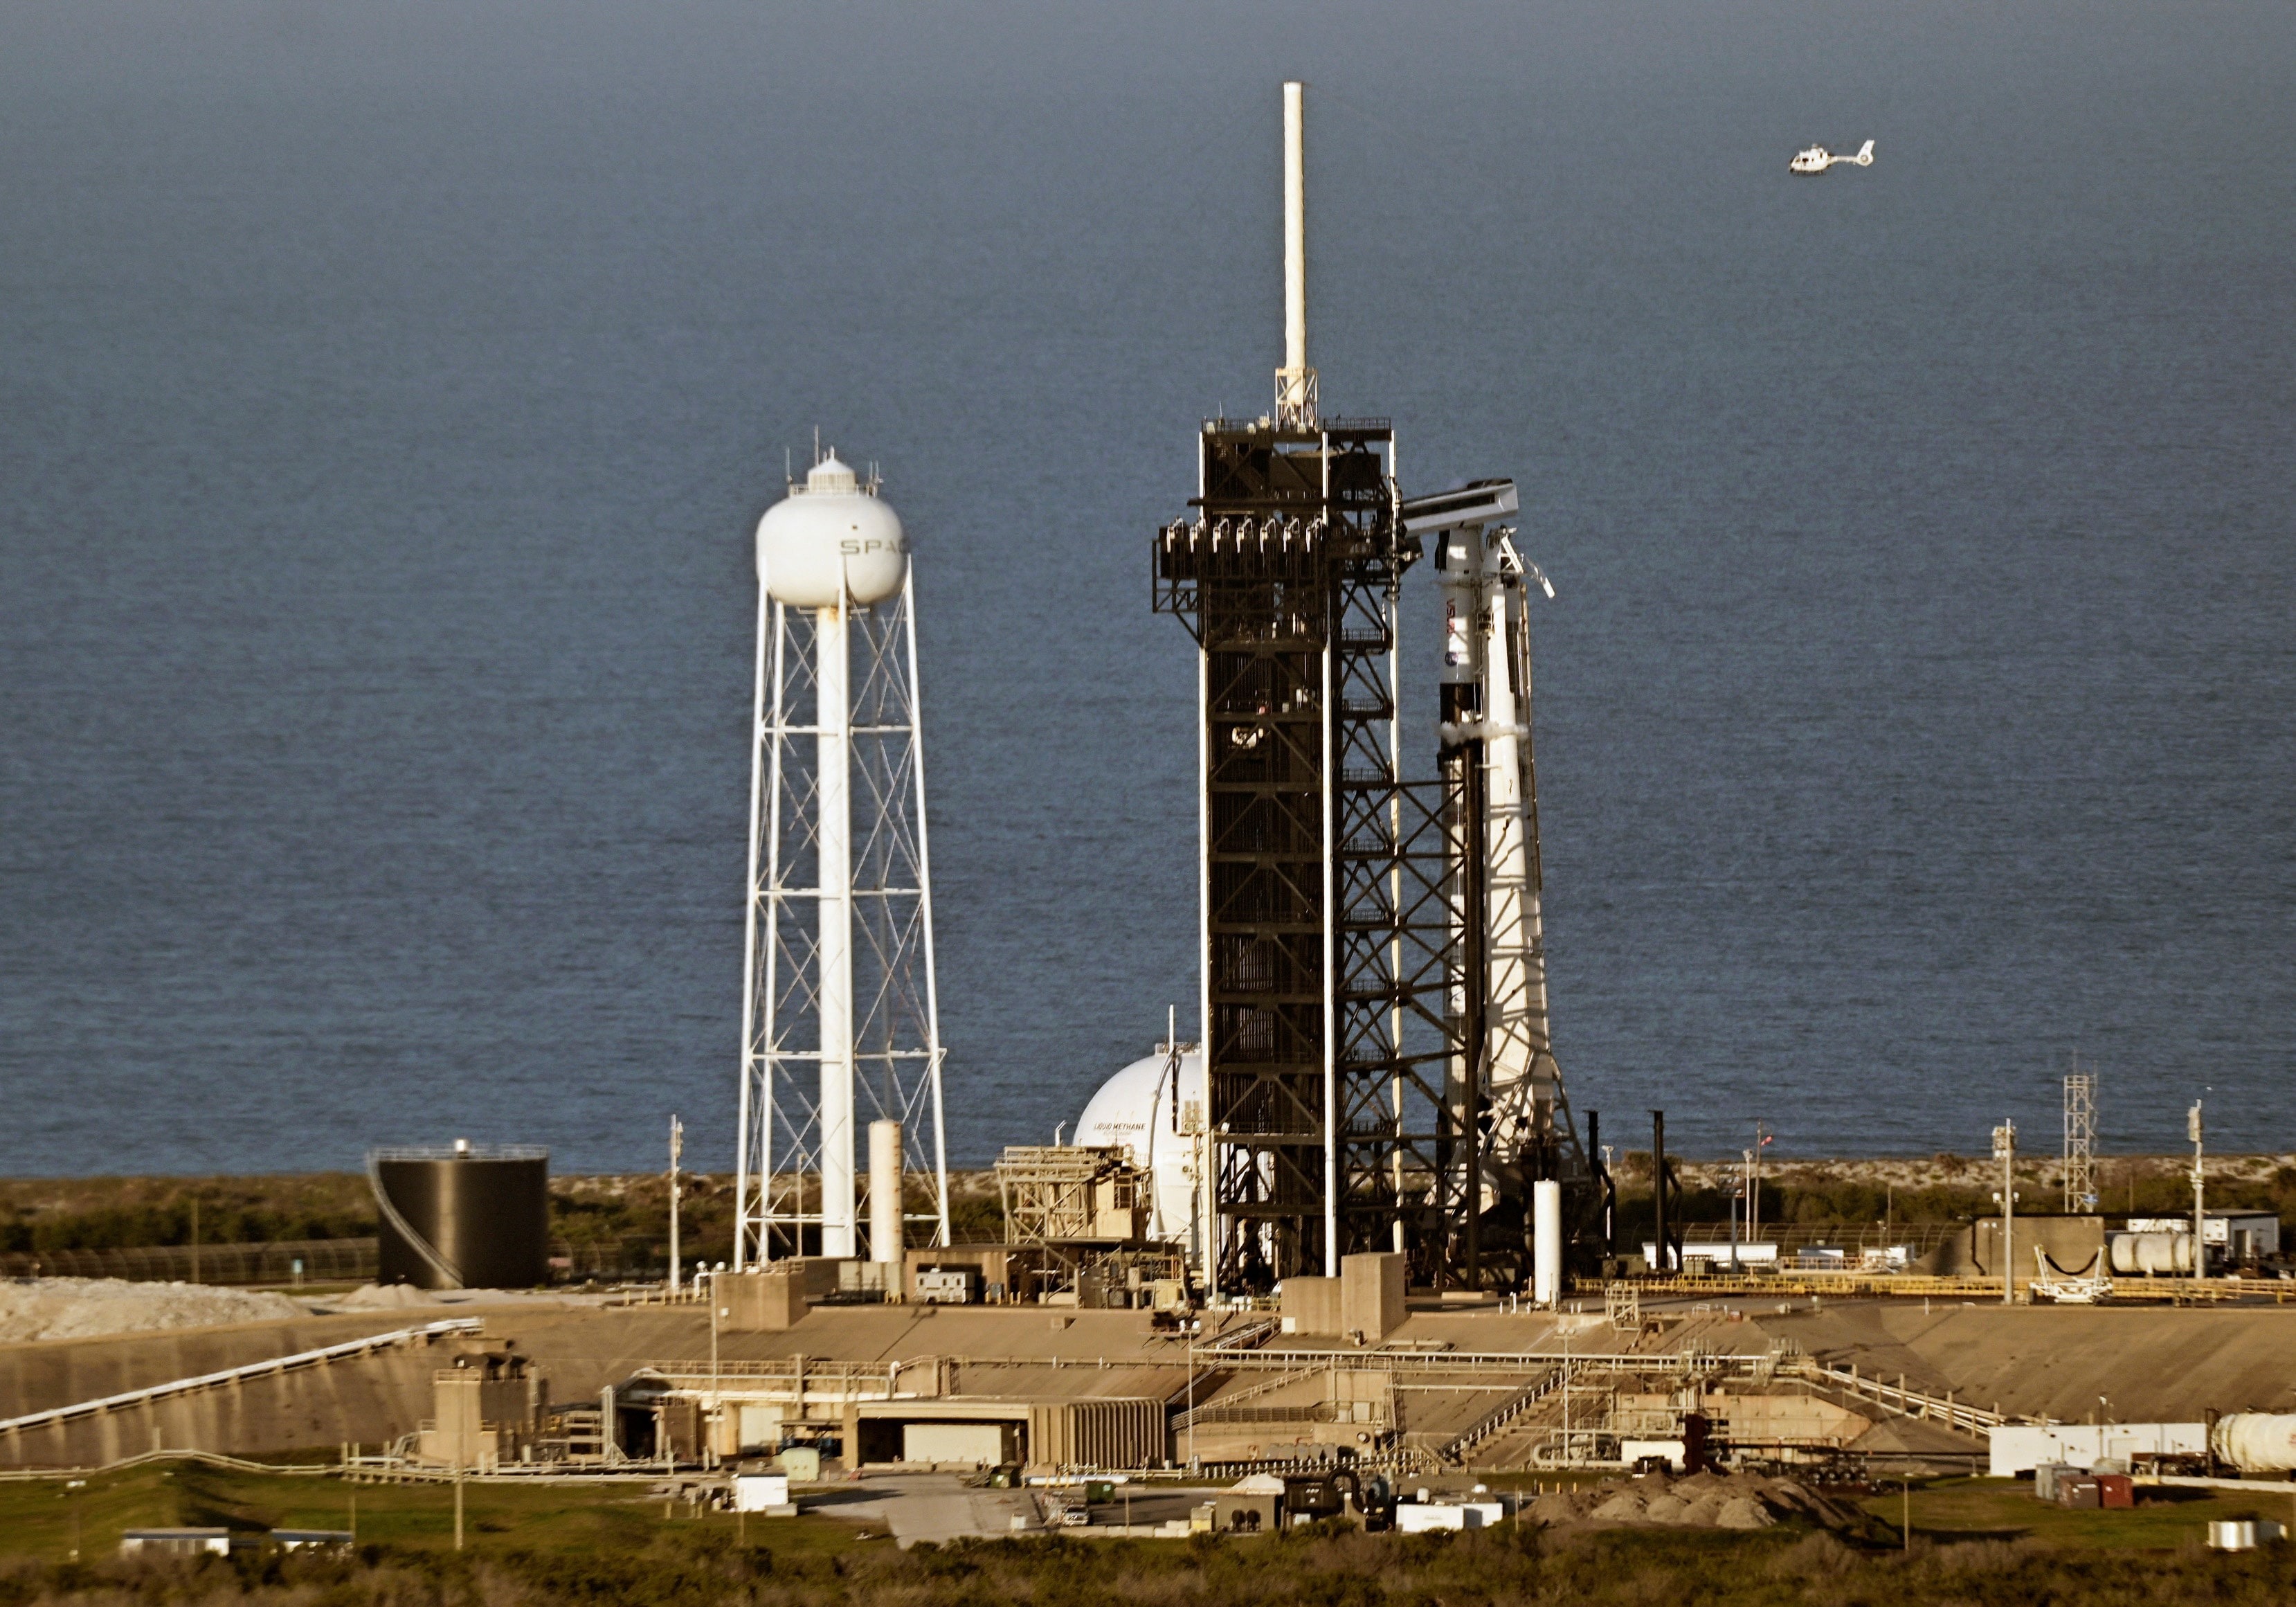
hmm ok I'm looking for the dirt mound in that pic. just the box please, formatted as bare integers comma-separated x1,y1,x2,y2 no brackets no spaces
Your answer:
1524,1470,1874,1534
330,1282,437,1310
0,1277,302,1343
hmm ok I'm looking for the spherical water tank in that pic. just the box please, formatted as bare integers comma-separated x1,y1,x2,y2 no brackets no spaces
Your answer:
370,1143,550,1291
1074,1049,1206,1241
756,454,907,609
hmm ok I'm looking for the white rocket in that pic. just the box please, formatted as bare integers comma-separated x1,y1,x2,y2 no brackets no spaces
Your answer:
1404,482,1564,1203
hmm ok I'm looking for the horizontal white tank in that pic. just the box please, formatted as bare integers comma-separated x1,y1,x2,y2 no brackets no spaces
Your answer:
1072,1048,1206,1243
756,454,907,609
2212,1414,2296,1473
2107,1232,2195,1275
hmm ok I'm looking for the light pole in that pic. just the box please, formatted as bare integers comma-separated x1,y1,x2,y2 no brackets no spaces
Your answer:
2189,1101,2206,1289
668,1115,685,1298
1991,1121,2018,1307
1186,1316,1199,1472
1750,1123,1770,1248
1561,1314,1571,1466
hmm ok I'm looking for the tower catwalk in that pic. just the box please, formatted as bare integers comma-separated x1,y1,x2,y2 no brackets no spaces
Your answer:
735,451,950,1269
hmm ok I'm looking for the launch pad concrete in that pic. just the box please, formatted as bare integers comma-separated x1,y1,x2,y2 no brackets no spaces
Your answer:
3,1290,2292,1475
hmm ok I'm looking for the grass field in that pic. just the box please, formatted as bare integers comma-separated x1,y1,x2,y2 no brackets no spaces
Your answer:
1864,1474,2296,1551
0,1462,862,1564
2,1466,2293,1604
1467,1469,2296,1551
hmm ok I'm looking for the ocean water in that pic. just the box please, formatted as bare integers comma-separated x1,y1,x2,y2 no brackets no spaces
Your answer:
2,1,2290,1177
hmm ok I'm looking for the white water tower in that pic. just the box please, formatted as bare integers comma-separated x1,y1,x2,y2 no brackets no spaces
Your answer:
734,450,950,1268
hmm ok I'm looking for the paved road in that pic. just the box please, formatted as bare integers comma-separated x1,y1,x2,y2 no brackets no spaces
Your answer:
807,1475,1218,1547
811,1474,1039,1547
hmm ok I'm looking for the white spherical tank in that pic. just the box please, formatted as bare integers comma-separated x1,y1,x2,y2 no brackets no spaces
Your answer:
1074,1048,1206,1243
756,453,908,609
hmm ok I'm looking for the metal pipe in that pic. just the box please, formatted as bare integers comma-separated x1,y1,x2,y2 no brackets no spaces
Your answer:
901,570,953,1249
734,586,771,1271
817,599,856,1259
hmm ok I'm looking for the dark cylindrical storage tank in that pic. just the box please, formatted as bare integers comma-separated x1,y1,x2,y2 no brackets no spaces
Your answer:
370,1142,550,1290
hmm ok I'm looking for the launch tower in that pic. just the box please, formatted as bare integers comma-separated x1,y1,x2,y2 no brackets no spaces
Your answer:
1153,84,1586,1295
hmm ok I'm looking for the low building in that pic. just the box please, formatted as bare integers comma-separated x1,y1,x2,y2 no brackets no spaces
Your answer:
119,1529,230,1558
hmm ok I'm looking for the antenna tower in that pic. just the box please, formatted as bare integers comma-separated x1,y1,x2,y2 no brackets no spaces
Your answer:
2061,1063,2097,1214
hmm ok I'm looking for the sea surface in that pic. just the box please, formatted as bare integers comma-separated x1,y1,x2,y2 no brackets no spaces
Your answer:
3,1,2291,1177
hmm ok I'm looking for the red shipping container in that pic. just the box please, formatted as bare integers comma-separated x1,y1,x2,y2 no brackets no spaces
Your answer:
2095,1474,2134,1509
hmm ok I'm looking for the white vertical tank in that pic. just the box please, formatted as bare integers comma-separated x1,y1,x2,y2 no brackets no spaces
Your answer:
1533,1180,1564,1307
869,1119,903,1266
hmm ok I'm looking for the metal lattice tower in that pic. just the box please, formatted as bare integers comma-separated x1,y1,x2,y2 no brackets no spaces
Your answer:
2062,1067,2097,1214
735,458,950,1268
1149,82,1587,1294
1155,419,1457,1292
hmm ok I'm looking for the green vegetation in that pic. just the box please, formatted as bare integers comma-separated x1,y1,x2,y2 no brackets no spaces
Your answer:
2,1466,2294,1604
0,1462,858,1563
0,1171,1005,1266
7,1156,2284,1266
0,1175,375,1254
1868,1475,2296,1553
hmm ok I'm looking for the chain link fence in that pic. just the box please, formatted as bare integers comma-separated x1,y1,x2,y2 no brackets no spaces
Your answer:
0,1238,379,1285
1,1236,687,1287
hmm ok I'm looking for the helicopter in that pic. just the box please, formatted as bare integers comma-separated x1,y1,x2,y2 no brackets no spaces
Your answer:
1789,138,1874,174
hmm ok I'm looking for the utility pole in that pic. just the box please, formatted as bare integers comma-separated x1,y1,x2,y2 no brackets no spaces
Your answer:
1562,1313,1572,1464
2189,1100,2206,1289
1186,1317,1198,1471
1750,1122,1771,1247
1992,1121,2018,1307
668,1115,685,1296
1650,1111,1670,1274
1731,1150,1748,1271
